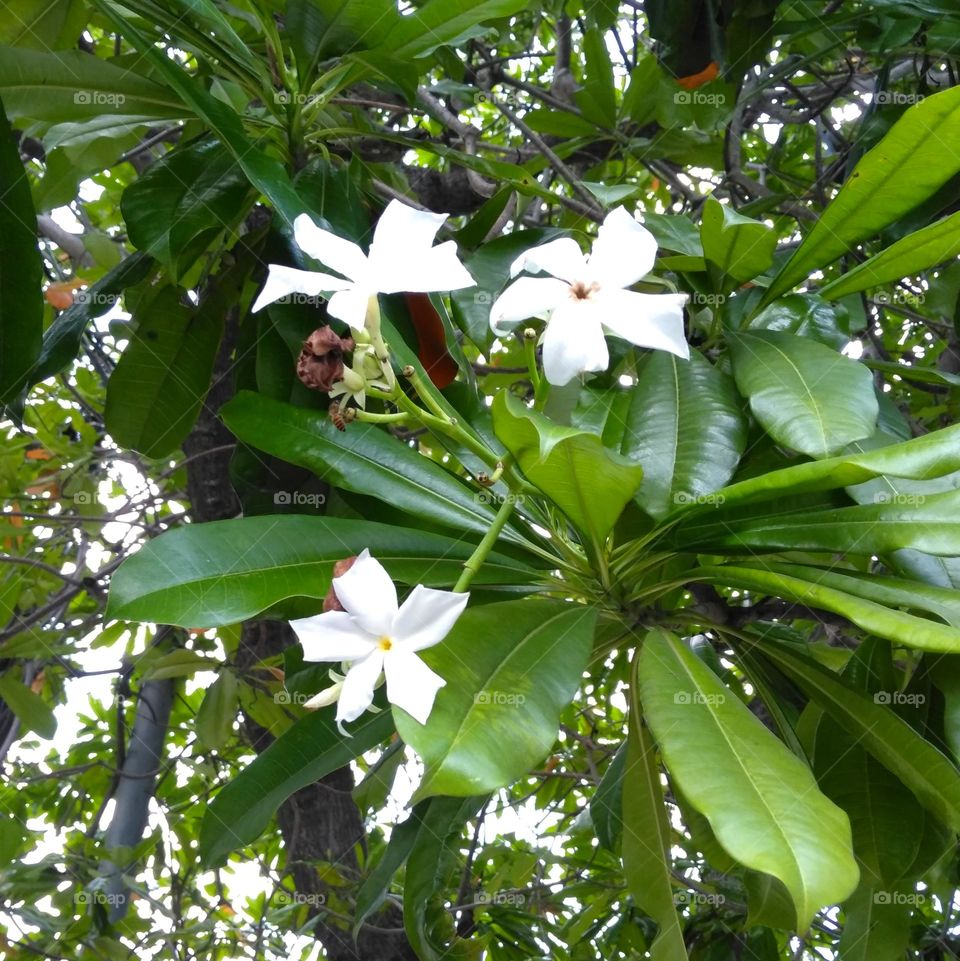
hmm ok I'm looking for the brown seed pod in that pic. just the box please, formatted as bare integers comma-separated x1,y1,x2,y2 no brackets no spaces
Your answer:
296,326,354,392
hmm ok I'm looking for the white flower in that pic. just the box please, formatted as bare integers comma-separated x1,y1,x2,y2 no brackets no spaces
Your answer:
251,199,476,331
290,550,469,727
489,206,690,385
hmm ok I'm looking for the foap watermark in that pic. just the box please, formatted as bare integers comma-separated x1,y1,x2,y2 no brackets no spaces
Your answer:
73,492,94,506
875,91,925,106
673,491,726,507
475,690,526,707
474,90,522,108
872,491,926,507
874,890,926,906
476,890,526,906
691,292,726,307
276,891,327,907
674,90,727,106
673,890,726,907
75,891,128,907
875,289,925,307
674,691,726,706
874,691,926,707
274,491,327,509
474,491,526,507
474,290,493,306
275,91,323,106
274,689,313,705
73,289,120,309
272,291,327,307
74,90,126,108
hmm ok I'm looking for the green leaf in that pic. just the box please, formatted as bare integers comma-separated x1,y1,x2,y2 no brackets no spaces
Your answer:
590,741,626,851
0,94,43,408
377,0,528,60
104,284,224,458
107,515,536,626
676,489,960,558
693,563,960,652
121,139,254,278
622,671,688,961
700,196,775,290
617,351,746,519
729,331,878,458
492,391,644,545
837,882,912,961
199,706,394,865
221,391,514,543
819,210,960,301
396,600,596,800
638,629,859,929
575,27,617,128
0,46,188,123
753,638,960,833
20,252,153,398
88,0,306,228
0,673,56,739
0,0,87,49
196,671,238,751
403,795,485,961
143,649,217,680
761,85,960,305
678,422,960,514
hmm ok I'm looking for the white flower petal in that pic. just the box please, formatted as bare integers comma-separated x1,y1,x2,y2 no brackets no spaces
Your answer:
251,264,351,313
332,549,398,635
383,649,446,725
303,683,343,710
600,289,690,360
392,586,469,652
371,199,447,255
586,206,658,290
377,240,475,294
509,237,587,282
293,214,369,283
489,277,570,336
541,299,609,386
336,650,385,723
326,287,372,332
291,610,378,661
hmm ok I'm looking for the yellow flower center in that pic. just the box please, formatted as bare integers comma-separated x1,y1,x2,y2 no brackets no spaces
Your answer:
378,636,394,651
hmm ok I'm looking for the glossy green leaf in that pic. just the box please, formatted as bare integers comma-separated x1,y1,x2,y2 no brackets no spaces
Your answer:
729,331,878,458
121,139,253,278
492,391,644,545
693,563,960,652
700,196,775,289
107,516,537,626
0,673,56,740
104,285,224,458
638,629,859,929
0,94,42,407
819,209,960,301
199,706,394,865
403,795,485,961
221,391,516,543
753,638,960,832
88,0,306,228
196,671,239,752
762,85,960,305
837,882,912,961
622,672,688,961
0,45,188,124
618,351,747,519
396,600,596,800
0,0,87,49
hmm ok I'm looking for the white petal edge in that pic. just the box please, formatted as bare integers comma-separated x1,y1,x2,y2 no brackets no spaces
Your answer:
392,586,469,652
326,287,372,333
251,264,352,313
291,610,378,662
509,236,587,283
586,206,658,290
541,299,609,386
332,549,398,635
489,276,570,336
376,239,476,294
336,650,385,723
293,214,369,283
599,289,690,360
370,199,447,260
383,649,446,726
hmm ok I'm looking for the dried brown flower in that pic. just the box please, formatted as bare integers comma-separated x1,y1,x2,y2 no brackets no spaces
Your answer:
296,326,354,392
322,555,358,612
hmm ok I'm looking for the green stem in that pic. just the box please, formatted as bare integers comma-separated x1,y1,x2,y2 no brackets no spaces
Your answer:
353,410,410,424
454,496,517,593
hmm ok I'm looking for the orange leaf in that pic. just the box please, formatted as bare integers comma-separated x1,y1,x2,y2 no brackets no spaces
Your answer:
405,292,459,389
676,61,719,90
